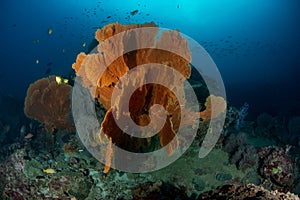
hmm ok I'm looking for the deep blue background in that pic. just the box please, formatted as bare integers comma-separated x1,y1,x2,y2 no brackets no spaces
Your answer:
0,0,299,118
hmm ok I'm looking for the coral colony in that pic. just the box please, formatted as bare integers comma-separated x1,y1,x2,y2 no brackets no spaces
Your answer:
235,102,249,130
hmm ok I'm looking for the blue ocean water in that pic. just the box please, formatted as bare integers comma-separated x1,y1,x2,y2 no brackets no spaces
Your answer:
1,0,299,118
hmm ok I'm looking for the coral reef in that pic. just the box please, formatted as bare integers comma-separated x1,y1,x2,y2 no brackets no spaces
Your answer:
0,149,40,199
197,184,300,200
258,146,298,192
234,102,249,130
255,113,276,137
1,131,298,199
0,121,10,144
131,181,192,200
288,116,300,145
24,76,74,133
288,116,300,135
223,132,258,171
0,144,95,199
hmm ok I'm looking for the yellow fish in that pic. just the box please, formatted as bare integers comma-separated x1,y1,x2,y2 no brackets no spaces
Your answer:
56,76,69,85
48,28,53,35
43,168,56,174
55,76,62,84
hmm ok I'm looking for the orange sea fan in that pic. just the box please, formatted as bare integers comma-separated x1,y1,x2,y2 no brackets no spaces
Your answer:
72,22,225,157
24,76,73,133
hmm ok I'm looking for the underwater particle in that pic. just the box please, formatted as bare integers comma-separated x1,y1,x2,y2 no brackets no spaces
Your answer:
130,9,139,16
82,42,86,47
43,168,56,174
48,27,53,35
62,48,66,53
35,59,39,64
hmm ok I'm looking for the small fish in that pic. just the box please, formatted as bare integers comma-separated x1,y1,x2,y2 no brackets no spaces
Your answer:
43,168,56,174
82,42,86,47
48,28,53,35
36,59,39,64
45,68,51,74
24,133,34,139
130,9,138,16
55,76,63,84
177,4,179,8
55,76,69,85
106,16,111,19
32,39,40,44
47,62,53,66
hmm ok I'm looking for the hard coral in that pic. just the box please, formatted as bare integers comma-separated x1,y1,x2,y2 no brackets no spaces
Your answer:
24,76,73,133
198,184,300,200
258,146,297,192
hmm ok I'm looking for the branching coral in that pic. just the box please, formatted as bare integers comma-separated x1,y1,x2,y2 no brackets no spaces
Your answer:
24,76,73,132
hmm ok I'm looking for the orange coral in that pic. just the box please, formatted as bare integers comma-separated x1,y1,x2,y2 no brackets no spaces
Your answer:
200,95,227,122
103,136,113,174
24,76,73,132
73,22,225,156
